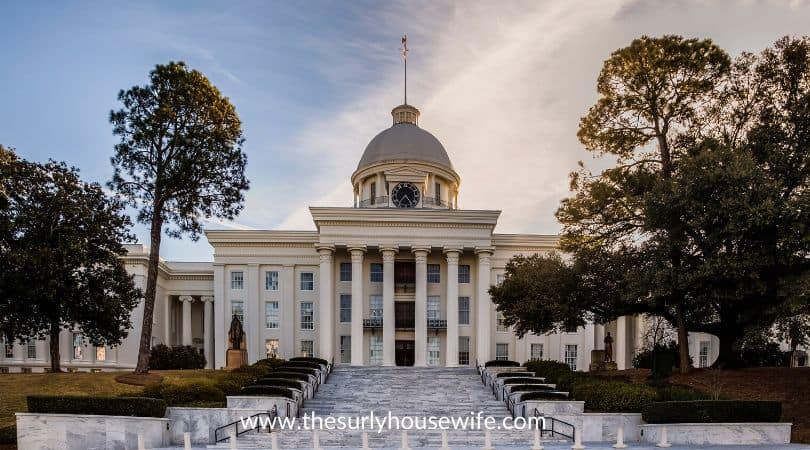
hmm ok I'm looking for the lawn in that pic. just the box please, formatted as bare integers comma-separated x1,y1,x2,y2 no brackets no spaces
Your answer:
0,369,220,430
596,367,810,444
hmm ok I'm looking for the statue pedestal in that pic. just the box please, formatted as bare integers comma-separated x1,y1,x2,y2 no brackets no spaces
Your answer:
226,349,247,370
589,349,618,371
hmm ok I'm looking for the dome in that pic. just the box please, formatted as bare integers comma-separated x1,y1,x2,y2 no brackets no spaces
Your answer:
356,104,453,171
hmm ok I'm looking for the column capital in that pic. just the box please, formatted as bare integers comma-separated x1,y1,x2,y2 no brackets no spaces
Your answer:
411,245,431,255
315,243,335,254
443,246,462,257
200,296,214,303
347,245,367,255
474,246,495,256
178,295,194,303
381,247,398,263
380,246,399,255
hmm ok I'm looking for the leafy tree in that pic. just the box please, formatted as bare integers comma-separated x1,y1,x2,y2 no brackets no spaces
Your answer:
108,61,248,373
559,35,731,372
0,149,139,372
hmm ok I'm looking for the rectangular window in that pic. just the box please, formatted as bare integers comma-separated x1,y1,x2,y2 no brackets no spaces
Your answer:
428,336,440,366
300,272,314,291
231,301,245,325
3,336,13,358
230,271,244,290
427,264,441,283
458,297,470,325
300,302,314,330
496,274,505,286
301,340,314,358
265,339,279,358
0,367,8,374
369,335,382,365
369,295,383,318
27,340,36,359
340,336,351,364
427,296,441,320
565,344,578,371
369,263,383,283
370,182,376,205
458,336,470,365
96,346,106,362
496,343,509,361
339,263,352,282
458,265,471,283
339,295,352,323
265,271,279,291
530,343,544,361
21,367,32,373
699,341,710,368
435,182,441,203
496,311,508,332
72,333,83,360
265,301,280,329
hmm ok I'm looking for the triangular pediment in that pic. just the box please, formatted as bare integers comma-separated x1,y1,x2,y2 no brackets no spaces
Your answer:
384,166,428,177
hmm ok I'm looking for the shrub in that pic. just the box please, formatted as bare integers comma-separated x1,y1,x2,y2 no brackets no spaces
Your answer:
215,377,247,396
274,366,318,377
279,361,323,370
253,378,306,390
148,344,206,370
519,391,570,401
0,424,16,445
502,377,549,385
496,372,535,378
523,360,571,384
27,395,166,417
738,342,789,367
141,380,225,406
240,385,294,399
571,378,658,412
253,357,287,369
484,360,520,367
633,342,683,374
289,356,329,366
265,372,311,382
642,401,782,423
509,384,557,392
656,385,711,402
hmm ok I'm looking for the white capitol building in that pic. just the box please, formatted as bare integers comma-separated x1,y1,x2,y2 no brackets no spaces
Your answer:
1,102,721,373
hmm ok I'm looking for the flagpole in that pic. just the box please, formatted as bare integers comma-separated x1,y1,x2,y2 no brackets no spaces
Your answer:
404,56,407,105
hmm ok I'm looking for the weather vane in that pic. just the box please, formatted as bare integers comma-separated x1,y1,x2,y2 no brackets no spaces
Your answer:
401,34,408,105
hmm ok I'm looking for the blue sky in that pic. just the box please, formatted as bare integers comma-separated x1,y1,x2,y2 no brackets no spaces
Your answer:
2,1,810,261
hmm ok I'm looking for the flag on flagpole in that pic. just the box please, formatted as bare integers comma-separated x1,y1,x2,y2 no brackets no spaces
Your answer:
401,34,408,60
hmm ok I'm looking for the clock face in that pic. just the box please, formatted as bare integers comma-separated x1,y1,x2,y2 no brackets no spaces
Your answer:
391,182,421,208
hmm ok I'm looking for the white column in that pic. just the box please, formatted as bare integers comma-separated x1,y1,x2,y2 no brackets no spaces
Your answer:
179,295,193,346
382,247,398,366
634,314,646,355
349,246,366,365
247,264,260,362
202,296,214,369
476,247,494,363
444,248,461,367
163,294,171,346
317,245,335,363
213,264,226,369
595,323,605,350
616,316,627,370
413,247,429,367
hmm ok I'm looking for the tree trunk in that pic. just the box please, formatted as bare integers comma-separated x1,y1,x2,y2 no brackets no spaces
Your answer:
49,322,61,373
675,302,690,374
133,215,163,374
712,327,743,368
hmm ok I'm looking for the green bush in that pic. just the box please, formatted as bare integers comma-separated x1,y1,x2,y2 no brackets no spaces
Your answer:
232,364,273,378
274,366,318,377
484,360,520,367
508,384,557,392
27,395,166,417
289,356,329,366
0,424,16,445
265,372,311,382
279,361,323,370
253,357,287,369
502,377,549,385
215,377,247,396
642,401,782,423
519,391,570,401
523,360,571,384
148,344,206,370
656,385,711,402
240,385,294,399
571,378,658,412
633,342,683,376
496,372,535,378
254,378,306,390
141,380,225,406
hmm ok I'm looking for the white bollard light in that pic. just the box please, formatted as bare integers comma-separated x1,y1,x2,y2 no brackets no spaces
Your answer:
399,430,411,450
531,426,544,450
183,431,191,450
313,429,321,449
271,432,279,450
229,429,237,450
362,431,370,449
613,425,627,449
137,433,146,450
571,427,585,450
656,426,672,448
482,428,494,450
440,430,450,450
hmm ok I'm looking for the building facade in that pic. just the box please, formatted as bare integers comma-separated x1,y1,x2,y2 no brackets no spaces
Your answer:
1,103,728,373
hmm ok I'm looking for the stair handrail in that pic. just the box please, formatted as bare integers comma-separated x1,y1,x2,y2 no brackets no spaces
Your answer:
533,409,575,441
214,405,278,443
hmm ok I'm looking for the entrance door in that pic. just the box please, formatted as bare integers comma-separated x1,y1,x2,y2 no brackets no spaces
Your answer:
395,340,415,366
340,336,351,364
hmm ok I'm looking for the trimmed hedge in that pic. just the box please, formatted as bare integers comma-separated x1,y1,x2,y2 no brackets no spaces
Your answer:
502,377,549,385
508,384,557,392
240,385,295,399
524,360,571,384
148,344,206,370
289,356,329,366
0,424,16,445
279,361,323,370
571,378,657,412
643,400,782,424
484,360,520,367
519,391,570,401
265,372,311,382
496,372,535,378
656,384,712,402
27,395,166,418
253,357,287,370
141,380,225,406
274,366,318,377
253,378,306,390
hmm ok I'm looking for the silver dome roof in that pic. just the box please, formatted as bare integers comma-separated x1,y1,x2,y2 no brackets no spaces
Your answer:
357,123,453,170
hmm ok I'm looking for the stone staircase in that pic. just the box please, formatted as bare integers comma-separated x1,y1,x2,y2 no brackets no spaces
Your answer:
212,366,558,449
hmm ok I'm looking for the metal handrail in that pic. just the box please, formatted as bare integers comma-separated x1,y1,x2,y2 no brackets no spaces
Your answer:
214,405,278,443
533,409,575,441
427,318,447,329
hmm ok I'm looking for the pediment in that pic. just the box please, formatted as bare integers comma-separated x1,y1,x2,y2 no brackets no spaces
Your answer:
384,166,428,177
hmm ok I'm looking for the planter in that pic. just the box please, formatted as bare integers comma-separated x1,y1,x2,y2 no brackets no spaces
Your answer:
16,412,170,450
639,422,792,445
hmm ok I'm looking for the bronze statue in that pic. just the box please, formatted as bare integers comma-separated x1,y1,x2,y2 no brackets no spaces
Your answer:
228,315,245,350
604,332,614,362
